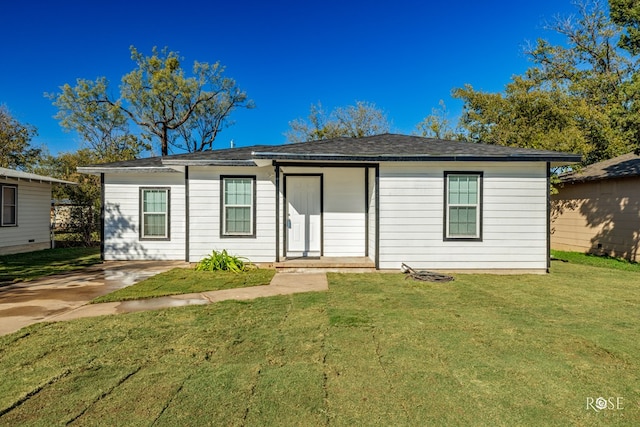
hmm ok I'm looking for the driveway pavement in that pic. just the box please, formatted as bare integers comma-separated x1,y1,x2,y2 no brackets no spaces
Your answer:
0,262,328,336
0,261,188,336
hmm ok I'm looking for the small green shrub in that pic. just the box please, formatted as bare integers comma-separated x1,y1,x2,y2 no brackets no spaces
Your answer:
195,249,252,272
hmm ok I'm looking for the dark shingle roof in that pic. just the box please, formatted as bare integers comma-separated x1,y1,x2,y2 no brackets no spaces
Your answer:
79,134,580,172
79,145,274,170
252,134,579,161
560,152,640,183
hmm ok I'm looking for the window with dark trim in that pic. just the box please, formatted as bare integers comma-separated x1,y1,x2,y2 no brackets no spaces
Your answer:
1,185,17,227
221,176,256,238
444,172,482,241
140,187,170,240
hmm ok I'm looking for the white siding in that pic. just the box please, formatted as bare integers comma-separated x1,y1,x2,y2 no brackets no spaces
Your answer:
189,166,276,263
100,160,549,270
377,162,548,271
323,168,366,257
0,178,51,255
103,172,185,260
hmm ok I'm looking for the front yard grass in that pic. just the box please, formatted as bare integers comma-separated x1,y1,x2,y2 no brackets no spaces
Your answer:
0,247,101,285
0,260,638,425
91,268,276,303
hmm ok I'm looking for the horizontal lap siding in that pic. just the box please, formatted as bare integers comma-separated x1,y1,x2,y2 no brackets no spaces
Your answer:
378,162,548,270
551,178,640,261
189,166,275,263
322,169,365,256
103,173,185,260
0,179,51,253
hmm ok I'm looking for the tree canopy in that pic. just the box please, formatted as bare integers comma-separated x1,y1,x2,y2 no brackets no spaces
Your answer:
286,101,390,143
49,46,254,156
415,100,459,140
438,0,640,166
0,105,41,170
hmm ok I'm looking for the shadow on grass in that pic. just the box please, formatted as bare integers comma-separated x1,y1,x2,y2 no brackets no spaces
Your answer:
0,247,101,285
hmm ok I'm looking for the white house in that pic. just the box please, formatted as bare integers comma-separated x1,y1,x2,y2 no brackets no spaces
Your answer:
0,167,75,255
78,134,580,272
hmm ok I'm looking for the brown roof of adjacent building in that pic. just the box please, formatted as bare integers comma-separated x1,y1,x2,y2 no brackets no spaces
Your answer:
560,152,640,183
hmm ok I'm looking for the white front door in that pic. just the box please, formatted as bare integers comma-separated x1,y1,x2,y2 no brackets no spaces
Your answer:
287,176,321,257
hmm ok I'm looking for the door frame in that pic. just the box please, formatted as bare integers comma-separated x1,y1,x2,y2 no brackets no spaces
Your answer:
283,173,324,257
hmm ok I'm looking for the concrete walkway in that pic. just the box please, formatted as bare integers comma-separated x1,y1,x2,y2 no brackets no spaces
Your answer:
0,262,328,336
51,272,328,322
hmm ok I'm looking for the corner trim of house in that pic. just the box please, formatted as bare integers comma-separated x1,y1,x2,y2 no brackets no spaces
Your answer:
185,166,190,262
546,162,551,273
100,173,105,261
274,161,280,263
375,164,380,270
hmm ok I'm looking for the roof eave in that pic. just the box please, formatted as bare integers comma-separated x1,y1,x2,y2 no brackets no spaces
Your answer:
77,166,180,175
0,173,76,185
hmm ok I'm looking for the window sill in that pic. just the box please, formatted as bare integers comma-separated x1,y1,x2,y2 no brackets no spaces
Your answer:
444,236,482,242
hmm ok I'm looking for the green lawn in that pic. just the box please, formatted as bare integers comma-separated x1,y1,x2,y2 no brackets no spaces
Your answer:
92,268,276,303
0,260,638,425
0,247,101,285
551,249,640,272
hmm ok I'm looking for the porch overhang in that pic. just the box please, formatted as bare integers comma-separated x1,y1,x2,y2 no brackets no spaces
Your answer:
272,162,380,269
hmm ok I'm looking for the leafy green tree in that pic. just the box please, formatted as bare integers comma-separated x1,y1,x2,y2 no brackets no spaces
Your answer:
610,0,640,55
50,46,253,156
48,78,147,161
0,105,41,169
286,101,390,143
37,149,102,246
454,78,597,155
454,0,637,164
609,0,640,152
415,100,459,140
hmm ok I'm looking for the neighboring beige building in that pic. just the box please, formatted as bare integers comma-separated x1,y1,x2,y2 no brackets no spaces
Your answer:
551,152,640,262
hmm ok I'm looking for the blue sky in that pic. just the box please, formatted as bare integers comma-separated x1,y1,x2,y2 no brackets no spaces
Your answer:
1,0,579,155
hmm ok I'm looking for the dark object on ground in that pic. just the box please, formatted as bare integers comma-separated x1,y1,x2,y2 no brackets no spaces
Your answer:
401,263,454,282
